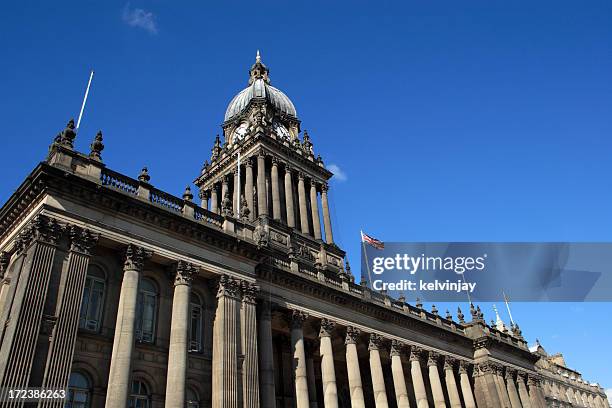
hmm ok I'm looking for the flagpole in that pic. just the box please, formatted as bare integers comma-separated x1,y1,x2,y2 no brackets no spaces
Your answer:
503,290,515,325
360,230,374,289
460,273,472,305
76,69,94,132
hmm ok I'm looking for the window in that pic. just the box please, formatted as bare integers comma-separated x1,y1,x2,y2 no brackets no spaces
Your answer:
136,278,158,343
128,380,150,408
189,293,203,352
185,388,200,408
79,270,105,332
65,372,90,408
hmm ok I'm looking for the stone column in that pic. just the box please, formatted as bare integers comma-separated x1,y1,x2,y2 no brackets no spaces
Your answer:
368,334,389,408
165,262,197,408
222,174,229,205
233,168,241,213
212,275,241,408
271,158,281,220
474,362,502,407
305,347,319,408
284,164,296,228
0,216,61,389
517,372,533,408
588,393,596,408
241,282,260,408
528,375,545,408
444,357,462,408
390,340,409,408
106,244,150,408
459,361,477,408
297,172,310,235
211,184,219,214
257,301,276,408
320,183,334,244
257,151,267,216
494,364,512,408
505,369,523,408
410,346,429,408
345,326,365,408
245,158,255,220
40,227,98,408
291,310,310,408
319,319,338,408
309,182,322,240
199,189,210,210
428,352,446,408
0,252,11,337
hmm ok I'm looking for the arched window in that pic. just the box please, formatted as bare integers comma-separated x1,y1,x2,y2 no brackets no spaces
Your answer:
65,372,90,407
128,380,150,408
189,293,203,352
136,278,157,343
79,265,106,332
185,387,200,408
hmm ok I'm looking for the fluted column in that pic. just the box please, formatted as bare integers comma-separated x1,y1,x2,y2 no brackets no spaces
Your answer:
319,319,338,408
410,347,429,408
257,301,275,408
369,334,389,408
199,189,210,210
284,164,296,228
345,326,365,408
459,361,477,408
444,357,462,408
297,172,310,234
241,282,260,408
474,363,502,407
211,184,219,214
428,352,446,408
271,158,281,220
40,227,98,408
106,245,150,408
212,275,241,408
320,183,334,244
528,375,545,408
165,262,197,408
257,151,267,216
517,372,533,408
505,369,523,408
245,158,254,220
494,364,512,408
588,394,596,408
291,310,310,408
390,340,409,408
310,182,322,240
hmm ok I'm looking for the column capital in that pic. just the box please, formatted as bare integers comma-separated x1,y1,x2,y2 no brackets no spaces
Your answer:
517,371,528,382
222,173,231,184
290,309,309,329
427,351,440,367
245,156,255,167
68,225,99,256
505,368,517,381
257,149,266,159
15,214,62,253
124,244,151,271
527,374,541,387
390,339,403,356
233,167,239,176
298,171,306,180
345,326,360,345
240,280,259,304
173,261,198,286
319,318,335,338
368,333,383,351
444,356,456,371
0,251,8,277
321,182,329,192
198,189,210,200
217,274,241,299
284,162,293,173
459,360,470,374
271,156,279,166
409,345,424,362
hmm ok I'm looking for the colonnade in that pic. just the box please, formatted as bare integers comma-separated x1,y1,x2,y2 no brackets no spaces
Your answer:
199,150,334,243
541,377,609,408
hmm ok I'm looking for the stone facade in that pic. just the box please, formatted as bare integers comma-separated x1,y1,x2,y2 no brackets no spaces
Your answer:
0,55,608,408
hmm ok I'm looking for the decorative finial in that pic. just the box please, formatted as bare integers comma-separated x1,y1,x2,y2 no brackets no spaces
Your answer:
183,185,193,202
138,167,150,183
445,310,452,320
256,50,261,63
89,130,104,160
431,304,438,316
59,119,76,148
345,259,351,275
457,306,465,323
398,292,406,303
415,297,423,309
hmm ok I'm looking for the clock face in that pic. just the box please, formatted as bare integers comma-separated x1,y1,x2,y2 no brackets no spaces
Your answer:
233,122,249,143
273,121,291,140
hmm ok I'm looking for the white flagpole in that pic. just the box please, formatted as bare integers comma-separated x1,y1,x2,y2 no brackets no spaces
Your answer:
360,230,374,289
236,152,241,216
76,69,95,132
503,290,515,325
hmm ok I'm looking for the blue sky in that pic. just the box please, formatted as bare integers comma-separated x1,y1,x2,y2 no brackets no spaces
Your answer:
1,0,611,391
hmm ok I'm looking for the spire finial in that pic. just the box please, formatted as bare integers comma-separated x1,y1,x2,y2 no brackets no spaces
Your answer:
256,50,261,63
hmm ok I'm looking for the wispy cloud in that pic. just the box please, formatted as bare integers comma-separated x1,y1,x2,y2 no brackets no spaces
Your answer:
327,164,347,182
122,3,158,34
606,389,611,402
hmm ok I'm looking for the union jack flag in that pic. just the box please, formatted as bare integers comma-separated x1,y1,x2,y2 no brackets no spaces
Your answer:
360,230,384,250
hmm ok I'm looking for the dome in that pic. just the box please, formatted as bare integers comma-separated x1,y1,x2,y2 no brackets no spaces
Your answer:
224,52,297,122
